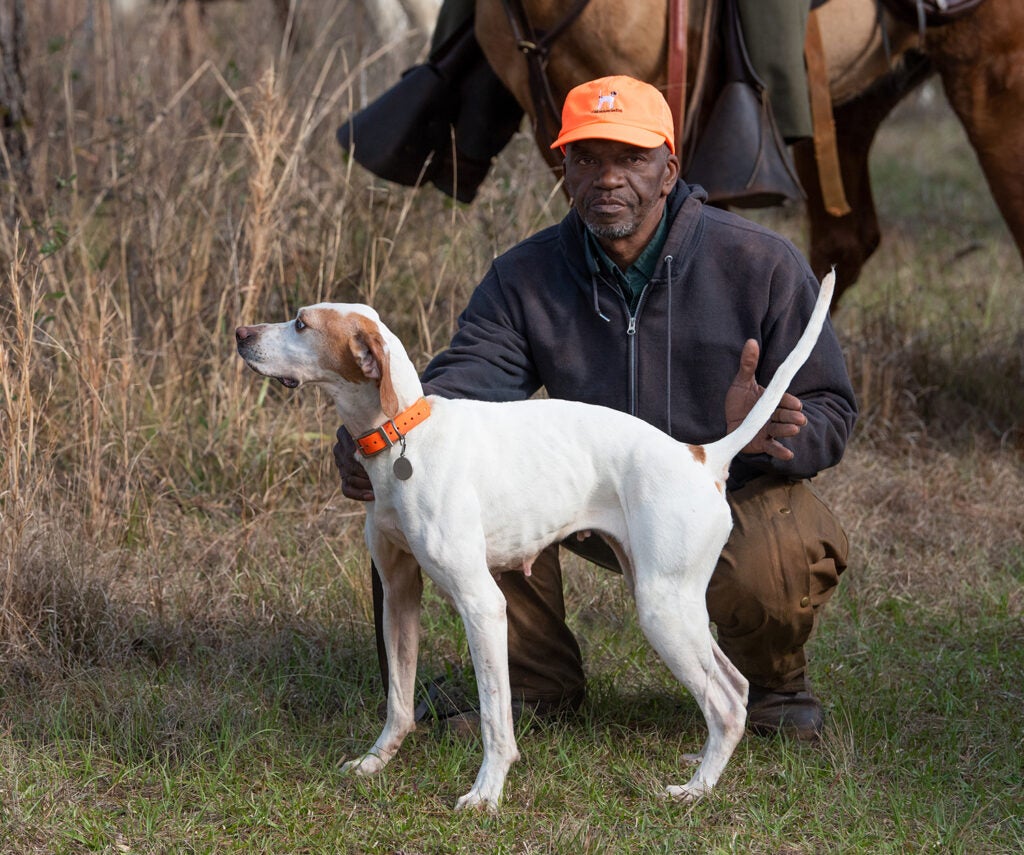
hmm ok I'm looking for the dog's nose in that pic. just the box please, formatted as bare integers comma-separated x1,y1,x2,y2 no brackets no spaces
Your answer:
235,326,255,344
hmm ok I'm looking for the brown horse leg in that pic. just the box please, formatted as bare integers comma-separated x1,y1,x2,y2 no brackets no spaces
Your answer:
795,55,934,304
930,7,1024,265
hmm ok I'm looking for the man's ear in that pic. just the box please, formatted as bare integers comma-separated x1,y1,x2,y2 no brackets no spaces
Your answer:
662,149,680,195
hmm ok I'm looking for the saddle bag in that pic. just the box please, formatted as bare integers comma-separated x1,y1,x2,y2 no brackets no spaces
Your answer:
335,19,523,203
336,61,455,190
684,0,805,208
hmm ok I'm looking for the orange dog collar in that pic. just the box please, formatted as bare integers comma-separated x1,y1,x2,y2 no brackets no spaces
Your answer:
355,397,431,457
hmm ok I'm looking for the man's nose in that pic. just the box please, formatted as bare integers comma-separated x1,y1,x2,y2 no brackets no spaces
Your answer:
595,161,626,187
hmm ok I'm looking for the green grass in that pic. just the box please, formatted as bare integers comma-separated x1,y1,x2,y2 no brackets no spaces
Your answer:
2,563,1021,853
1,2,1022,852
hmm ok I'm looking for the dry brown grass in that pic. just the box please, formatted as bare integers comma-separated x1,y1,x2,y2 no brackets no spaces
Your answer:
0,0,568,667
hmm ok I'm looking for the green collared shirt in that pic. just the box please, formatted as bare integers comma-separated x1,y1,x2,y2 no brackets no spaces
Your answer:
585,208,670,312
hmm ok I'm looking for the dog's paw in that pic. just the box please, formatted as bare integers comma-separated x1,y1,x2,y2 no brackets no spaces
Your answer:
454,790,500,814
664,780,712,802
340,753,386,777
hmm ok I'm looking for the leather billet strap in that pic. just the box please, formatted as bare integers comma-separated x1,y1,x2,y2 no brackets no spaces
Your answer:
355,397,432,457
805,9,851,216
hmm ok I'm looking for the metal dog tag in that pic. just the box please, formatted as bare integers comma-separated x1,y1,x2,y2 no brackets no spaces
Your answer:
393,456,413,481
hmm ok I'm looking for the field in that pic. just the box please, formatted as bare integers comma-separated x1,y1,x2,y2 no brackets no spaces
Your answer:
1,1,1022,852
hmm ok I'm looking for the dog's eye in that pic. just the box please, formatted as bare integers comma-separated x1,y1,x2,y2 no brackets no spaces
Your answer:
295,317,306,331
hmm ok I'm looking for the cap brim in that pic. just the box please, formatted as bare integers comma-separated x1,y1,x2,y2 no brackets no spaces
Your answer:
550,123,672,153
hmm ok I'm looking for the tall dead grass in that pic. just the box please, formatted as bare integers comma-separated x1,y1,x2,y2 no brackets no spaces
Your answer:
0,0,390,660
0,0,565,666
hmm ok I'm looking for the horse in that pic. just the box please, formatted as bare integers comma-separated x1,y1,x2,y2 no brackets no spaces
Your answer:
474,0,1024,304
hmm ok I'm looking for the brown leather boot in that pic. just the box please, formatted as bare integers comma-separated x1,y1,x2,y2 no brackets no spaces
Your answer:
411,675,584,740
746,674,824,742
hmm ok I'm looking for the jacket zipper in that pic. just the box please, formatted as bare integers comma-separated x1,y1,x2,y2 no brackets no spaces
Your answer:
625,284,652,417
595,272,652,418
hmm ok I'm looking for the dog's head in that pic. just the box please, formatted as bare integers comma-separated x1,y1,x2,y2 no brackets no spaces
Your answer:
235,303,400,417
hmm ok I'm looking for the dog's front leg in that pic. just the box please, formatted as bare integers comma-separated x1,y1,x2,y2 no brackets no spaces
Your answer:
341,539,422,777
436,566,520,813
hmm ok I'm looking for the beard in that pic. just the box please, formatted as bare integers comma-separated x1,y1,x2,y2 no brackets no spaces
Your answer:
581,192,660,242
585,220,638,240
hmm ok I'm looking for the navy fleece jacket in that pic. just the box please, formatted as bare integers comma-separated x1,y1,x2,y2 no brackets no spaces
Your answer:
421,181,857,489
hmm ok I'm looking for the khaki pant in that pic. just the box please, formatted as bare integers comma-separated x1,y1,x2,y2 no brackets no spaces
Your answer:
493,476,848,702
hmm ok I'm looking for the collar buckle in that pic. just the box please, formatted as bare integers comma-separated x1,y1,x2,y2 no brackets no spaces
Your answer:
354,397,431,457
363,423,397,451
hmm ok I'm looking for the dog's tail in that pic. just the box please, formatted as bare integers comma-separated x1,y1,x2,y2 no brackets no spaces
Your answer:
703,269,835,476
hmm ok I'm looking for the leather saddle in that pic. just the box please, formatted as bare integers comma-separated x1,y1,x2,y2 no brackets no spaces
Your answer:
879,0,988,26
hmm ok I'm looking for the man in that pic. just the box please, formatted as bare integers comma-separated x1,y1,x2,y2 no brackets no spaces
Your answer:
335,75,855,741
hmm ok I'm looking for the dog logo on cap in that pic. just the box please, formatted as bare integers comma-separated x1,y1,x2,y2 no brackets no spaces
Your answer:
593,90,620,113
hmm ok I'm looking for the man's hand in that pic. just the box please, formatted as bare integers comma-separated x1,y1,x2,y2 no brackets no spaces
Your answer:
333,426,375,501
725,339,806,461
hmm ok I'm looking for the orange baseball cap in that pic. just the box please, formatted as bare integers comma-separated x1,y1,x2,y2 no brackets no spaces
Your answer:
550,75,675,154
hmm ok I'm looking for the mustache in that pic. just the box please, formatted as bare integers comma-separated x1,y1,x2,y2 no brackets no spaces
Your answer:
582,194,639,239
585,193,632,208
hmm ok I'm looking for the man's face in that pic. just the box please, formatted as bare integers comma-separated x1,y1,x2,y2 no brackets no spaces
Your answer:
563,139,679,245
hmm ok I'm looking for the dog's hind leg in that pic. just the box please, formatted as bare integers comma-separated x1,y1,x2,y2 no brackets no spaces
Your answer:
633,574,748,801
341,541,422,777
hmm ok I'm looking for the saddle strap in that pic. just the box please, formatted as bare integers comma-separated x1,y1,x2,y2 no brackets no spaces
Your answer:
680,0,719,156
666,0,689,154
500,0,592,146
804,9,851,217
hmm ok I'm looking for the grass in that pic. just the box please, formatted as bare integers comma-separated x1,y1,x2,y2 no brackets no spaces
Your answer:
1,1,1022,852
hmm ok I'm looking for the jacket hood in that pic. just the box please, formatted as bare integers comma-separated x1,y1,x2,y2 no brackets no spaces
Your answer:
557,181,709,304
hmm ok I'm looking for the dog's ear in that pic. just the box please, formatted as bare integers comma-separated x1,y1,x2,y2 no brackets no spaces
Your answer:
350,327,400,419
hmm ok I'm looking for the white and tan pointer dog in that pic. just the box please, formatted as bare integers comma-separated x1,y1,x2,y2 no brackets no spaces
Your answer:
235,271,835,811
